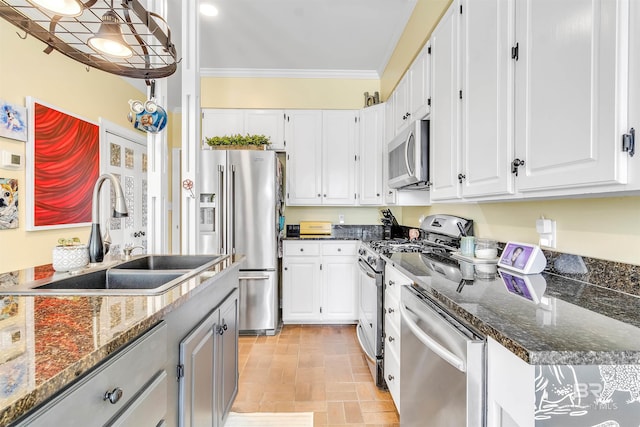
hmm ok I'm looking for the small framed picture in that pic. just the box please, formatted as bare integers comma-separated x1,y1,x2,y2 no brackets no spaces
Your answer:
497,241,546,274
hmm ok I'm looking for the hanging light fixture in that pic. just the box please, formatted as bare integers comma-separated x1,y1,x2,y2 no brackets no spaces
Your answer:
88,9,133,58
26,0,83,17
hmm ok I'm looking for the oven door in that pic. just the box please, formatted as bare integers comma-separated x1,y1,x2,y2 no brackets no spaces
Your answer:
357,259,378,354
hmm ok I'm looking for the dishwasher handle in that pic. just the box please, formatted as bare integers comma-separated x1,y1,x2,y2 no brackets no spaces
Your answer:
400,303,466,372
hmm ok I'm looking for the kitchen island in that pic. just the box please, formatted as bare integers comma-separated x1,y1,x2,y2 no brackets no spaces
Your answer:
384,251,640,426
0,255,243,426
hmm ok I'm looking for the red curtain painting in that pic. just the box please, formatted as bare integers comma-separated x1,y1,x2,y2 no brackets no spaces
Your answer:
33,103,99,227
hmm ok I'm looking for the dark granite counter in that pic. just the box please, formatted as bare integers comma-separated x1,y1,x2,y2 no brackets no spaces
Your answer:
0,255,243,426
383,252,640,365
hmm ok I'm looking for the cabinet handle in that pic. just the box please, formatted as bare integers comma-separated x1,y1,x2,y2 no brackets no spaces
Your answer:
104,387,124,404
388,280,395,286
457,173,466,183
223,323,228,331
388,336,395,343
511,158,525,176
388,374,395,381
387,308,395,314
218,325,225,335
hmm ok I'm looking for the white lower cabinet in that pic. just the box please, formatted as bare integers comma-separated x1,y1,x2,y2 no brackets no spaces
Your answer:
383,264,412,410
16,322,168,427
283,240,358,323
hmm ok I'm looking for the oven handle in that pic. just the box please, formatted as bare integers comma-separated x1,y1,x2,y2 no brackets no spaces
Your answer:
357,259,377,279
356,323,376,364
400,303,466,372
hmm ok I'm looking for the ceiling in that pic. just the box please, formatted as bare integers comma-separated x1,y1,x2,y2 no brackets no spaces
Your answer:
163,0,418,110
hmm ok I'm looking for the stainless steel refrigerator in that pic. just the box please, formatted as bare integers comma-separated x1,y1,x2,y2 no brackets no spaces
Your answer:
199,149,283,335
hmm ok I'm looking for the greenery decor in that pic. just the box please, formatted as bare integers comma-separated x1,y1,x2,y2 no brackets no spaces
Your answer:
204,133,271,147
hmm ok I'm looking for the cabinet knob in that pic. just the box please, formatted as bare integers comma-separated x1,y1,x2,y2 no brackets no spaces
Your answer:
104,387,124,404
388,336,395,342
387,307,394,314
338,248,342,252
376,193,380,197
388,280,395,286
388,374,395,381
324,194,327,197
300,248,304,252
511,158,525,176
457,173,466,183
223,323,228,331
218,325,225,335
317,193,321,197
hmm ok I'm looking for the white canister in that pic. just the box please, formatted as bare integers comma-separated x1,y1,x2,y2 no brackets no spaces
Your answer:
52,245,90,272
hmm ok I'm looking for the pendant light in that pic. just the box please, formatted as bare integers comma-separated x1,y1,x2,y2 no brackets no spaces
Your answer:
87,7,133,58
27,0,83,17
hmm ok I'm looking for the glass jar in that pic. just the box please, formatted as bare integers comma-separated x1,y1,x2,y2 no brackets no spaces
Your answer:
474,238,498,259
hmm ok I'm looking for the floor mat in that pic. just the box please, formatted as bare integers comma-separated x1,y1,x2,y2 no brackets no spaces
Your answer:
224,412,314,427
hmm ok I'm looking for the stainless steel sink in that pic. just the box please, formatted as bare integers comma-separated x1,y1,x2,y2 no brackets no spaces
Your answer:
115,255,219,271
1,255,226,295
35,269,183,291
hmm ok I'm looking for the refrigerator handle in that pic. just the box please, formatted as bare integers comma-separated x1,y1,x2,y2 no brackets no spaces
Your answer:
230,164,236,255
218,165,225,254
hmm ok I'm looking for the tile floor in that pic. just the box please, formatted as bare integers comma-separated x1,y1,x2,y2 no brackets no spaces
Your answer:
231,325,400,427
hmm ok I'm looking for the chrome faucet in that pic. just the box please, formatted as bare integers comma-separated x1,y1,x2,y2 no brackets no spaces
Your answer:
122,245,145,261
88,174,128,263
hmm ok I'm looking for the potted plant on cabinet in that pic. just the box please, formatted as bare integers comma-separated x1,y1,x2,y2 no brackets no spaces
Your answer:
204,134,271,150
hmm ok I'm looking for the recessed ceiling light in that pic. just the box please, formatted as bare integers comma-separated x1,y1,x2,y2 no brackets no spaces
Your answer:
200,3,219,17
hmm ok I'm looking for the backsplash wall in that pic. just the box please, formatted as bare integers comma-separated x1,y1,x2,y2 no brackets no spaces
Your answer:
402,195,640,266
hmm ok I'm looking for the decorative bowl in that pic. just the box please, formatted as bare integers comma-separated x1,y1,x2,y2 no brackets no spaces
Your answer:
52,245,89,272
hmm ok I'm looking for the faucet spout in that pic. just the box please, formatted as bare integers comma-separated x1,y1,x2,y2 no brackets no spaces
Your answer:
88,174,129,263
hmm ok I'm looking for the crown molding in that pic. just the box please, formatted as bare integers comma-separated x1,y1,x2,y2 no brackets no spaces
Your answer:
199,68,380,79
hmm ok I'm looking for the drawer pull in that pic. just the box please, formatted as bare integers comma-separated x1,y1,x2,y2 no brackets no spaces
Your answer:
388,374,395,381
104,387,124,404
388,336,395,343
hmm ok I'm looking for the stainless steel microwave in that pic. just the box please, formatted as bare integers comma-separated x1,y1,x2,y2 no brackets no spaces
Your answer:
387,119,430,189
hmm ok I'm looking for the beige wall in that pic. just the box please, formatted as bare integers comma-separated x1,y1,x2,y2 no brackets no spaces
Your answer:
380,0,452,100
201,77,379,110
403,196,640,265
0,19,145,273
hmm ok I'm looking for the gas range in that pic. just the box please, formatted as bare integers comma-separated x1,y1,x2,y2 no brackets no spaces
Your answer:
359,214,474,270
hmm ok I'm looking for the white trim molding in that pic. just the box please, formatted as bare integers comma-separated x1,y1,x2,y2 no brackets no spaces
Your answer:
199,68,380,79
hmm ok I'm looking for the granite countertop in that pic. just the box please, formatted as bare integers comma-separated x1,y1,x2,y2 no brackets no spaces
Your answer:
0,255,243,426
384,252,640,366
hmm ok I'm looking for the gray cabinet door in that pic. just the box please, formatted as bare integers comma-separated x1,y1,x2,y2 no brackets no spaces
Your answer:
179,308,218,427
217,293,239,424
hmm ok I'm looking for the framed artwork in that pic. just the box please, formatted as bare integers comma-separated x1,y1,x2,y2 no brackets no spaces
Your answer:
0,100,27,142
0,178,18,230
26,98,99,230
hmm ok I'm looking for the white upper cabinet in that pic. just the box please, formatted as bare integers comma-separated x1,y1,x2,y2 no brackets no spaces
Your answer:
285,110,323,205
409,42,431,121
514,0,630,192
393,75,410,136
245,110,286,151
429,2,462,201
359,104,385,205
285,110,357,206
201,109,244,142
322,110,358,205
201,109,285,151
460,0,515,198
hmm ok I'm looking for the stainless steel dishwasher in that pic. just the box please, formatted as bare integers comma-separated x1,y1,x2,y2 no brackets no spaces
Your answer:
400,285,485,427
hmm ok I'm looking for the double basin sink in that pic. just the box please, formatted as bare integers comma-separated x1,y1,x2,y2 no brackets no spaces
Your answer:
5,255,225,296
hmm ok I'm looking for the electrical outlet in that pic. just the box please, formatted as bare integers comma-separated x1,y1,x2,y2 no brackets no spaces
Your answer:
338,214,345,224
536,216,556,248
